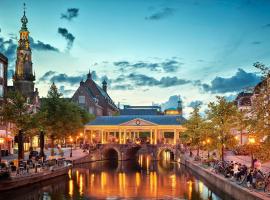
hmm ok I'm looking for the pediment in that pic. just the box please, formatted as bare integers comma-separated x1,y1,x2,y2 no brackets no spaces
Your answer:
120,118,157,126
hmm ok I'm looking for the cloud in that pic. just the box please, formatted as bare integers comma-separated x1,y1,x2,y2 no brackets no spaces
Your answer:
113,59,182,73
145,7,174,20
29,37,59,52
160,95,181,111
61,8,79,21
58,28,75,50
188,100,203,108
262,23,270,28
126,73,190,87
39,70,99,85
111,84,134,90
200,68,261,93
59,85,75,96
39,70,57,82
0,37,17,64
50,73,84,85
251,41,261,45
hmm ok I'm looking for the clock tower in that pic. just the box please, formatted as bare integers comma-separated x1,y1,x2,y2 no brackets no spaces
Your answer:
13,3,36,101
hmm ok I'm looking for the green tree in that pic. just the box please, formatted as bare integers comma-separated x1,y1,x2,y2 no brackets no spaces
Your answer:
183,105,205,157
40,83,92,156
0,91,32,159
206,96,238,161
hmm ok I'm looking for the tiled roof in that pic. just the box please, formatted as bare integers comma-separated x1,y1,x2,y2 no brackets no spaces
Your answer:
86,115,186,126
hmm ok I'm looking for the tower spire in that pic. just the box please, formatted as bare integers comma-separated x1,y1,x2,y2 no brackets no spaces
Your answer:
21,3,28,31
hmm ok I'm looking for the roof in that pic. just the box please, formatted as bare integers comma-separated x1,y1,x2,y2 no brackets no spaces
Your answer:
86,115,186,126
120,109,160,115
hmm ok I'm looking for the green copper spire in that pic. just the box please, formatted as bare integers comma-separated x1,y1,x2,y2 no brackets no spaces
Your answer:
20,3,28,31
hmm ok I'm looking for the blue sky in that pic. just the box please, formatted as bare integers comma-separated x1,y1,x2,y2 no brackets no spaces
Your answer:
0,0,270,115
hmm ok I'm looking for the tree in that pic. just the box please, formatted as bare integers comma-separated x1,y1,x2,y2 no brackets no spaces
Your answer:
40,83,92,156
0,91,32,159
206,96,238,161
183,105,205,157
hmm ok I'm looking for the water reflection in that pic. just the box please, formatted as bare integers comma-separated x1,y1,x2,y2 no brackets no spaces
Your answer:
0,159,229,200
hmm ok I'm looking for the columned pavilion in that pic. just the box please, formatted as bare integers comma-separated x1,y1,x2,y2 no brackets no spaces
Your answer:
84,115,186,145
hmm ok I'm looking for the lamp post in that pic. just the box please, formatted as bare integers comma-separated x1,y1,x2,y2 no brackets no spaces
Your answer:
0,138,4,163
248,137,255,168
70,138,73,157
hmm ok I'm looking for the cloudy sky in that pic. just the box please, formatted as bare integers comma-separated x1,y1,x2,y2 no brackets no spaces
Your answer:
0,0,270,115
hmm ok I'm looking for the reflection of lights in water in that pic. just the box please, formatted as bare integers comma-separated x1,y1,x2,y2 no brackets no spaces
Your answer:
199,181,203,194
146,156,150,172
101,172,107,189
68,169,72,179
76,170,79,182
170,174,176,189
136,172,141,187
187,180,192,199
79,174,83,195
69,179,73,197
150,172,157,194
119,173,126,194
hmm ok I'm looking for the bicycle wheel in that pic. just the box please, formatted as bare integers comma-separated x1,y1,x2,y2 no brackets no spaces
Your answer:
238,174,247,185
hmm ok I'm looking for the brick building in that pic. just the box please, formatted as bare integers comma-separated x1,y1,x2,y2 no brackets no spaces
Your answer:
72,71,119,116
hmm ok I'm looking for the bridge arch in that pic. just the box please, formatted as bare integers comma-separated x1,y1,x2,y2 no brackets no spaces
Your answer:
102,147,121,161
158,147,175,161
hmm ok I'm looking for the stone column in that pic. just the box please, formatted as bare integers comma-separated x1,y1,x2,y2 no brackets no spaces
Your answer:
90,130,93,144
123,129,127,144
154,129,157,144
101,129,104,144
119,129,122,144
173,129,177,145
150,129,153,144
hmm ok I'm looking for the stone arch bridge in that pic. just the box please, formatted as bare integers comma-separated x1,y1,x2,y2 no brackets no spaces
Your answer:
74,144,182,164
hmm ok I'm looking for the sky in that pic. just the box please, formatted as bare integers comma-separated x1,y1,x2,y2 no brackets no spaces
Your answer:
0,0,270,116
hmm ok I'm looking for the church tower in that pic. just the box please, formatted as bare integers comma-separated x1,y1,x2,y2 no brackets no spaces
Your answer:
13,3,36,100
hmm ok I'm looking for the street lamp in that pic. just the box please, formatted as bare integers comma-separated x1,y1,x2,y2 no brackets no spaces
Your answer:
0,138,4,163
70,138,73,157
248,137,256,168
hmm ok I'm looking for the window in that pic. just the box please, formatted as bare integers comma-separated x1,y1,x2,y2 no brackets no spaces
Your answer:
78,96,85,104
0,63,3,78
89,106,94,114
0,85,3,97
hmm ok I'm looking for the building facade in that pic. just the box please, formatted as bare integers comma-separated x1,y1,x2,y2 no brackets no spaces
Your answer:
72,71,119,116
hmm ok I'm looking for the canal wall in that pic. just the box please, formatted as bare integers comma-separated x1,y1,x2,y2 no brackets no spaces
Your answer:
181,158,267,200
0,167,69,191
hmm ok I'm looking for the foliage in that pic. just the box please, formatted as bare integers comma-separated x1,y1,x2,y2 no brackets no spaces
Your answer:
0,91,32,132
206,96,238,160
39,83,92,155
183,105,205,155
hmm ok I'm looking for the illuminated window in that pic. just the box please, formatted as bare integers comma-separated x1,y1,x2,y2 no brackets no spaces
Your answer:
78,96,85,104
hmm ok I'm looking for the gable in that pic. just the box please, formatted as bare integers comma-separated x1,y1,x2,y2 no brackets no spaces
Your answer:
119,118,157,126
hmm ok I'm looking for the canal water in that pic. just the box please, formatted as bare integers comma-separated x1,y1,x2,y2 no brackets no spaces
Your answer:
0,159,233,200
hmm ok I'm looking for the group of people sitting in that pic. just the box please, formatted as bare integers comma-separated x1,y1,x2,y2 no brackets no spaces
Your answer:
219,159,269,189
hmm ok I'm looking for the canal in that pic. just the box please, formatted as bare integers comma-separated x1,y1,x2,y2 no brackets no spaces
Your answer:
0,159,233,200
